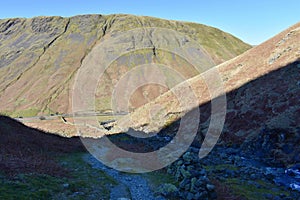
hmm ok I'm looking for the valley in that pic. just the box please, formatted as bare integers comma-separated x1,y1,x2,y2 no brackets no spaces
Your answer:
0,13,299,200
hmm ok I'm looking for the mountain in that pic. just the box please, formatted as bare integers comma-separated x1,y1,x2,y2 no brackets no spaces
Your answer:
107,22,300,149
0,14,250,118
1,14,299,199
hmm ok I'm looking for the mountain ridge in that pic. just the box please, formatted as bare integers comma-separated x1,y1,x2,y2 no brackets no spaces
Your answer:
105,22,300,140
0,14,251,118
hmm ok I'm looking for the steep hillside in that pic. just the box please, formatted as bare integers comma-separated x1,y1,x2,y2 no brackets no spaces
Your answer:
106,22,300,146
0,115,84,176
0,14,251,117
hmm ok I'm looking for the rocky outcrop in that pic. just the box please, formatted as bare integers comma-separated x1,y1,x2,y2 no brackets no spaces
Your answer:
165,148,218,200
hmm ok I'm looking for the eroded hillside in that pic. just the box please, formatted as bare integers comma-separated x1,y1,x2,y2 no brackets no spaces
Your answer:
0,14,251,117
107,22,300,145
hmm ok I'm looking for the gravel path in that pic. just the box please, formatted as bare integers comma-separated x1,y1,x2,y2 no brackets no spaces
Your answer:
84,154,165,200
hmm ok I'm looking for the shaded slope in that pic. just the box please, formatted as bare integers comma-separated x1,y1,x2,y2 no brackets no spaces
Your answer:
0,115,84,176
0,14,251,117
107,22,300,141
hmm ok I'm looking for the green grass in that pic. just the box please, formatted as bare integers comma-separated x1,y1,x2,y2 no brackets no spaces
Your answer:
143,169,179,190
222,178,289,200
0,14,251,119
204,163,290,199
3,108,40,118
0,153,117,200
203,164,239,171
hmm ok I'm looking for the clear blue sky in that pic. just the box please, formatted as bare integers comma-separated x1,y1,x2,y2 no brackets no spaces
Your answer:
1,0,299,45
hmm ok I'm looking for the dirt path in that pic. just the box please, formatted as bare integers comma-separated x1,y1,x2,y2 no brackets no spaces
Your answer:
84,154,165,200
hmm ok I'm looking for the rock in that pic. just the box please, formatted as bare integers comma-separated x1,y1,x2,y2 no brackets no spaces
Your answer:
157,183,178,197
180,167,192,178
194,192,202,199
273,196,281,200
264,193,273,199
167,168,173,174
250,174,257,179
179,178,190,189
186,192,194,200
125,177,132,181
206,184,215,191
183,152,193,163
190,177,197,193
199,191,209,199
209,191,218,199
184,183,191,191
290,183,300,192
195,179,204,188
189,169,201,177
72,191,85,197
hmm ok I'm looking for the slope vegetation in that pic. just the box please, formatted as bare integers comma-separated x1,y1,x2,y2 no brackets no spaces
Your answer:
0,14,251,117
108,22,300,142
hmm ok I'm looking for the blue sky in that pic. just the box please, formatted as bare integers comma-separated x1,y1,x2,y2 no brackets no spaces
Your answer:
1,0,299,45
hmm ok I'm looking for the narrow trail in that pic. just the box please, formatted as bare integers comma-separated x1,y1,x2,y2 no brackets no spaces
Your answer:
84,154,165,200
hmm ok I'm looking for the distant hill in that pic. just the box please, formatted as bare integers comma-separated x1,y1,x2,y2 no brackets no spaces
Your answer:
0,14,251,117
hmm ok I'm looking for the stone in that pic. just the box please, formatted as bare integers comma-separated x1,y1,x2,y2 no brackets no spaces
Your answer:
273,196,281,200
125,177,132,181
185,183,191,191
190,169,201,177
264,193,273,199
190,177,197,193
195,179,204,188
194,192,202,199
206,184,215,191
157,183,178,197
186,192,194,200
180,167,192,178
199,191,208,199
179,178,190,189
183,152,193,163
250,174,257,179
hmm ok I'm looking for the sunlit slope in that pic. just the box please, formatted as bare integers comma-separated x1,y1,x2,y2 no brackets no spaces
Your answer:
0,14,250,117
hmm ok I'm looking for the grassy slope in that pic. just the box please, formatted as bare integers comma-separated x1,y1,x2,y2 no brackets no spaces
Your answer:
0,14,251,118
109,22,300,136
0,115,179,199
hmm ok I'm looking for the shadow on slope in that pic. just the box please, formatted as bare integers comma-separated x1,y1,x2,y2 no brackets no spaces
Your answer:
0,115,85,177
197,60,299,166
106,60,300,167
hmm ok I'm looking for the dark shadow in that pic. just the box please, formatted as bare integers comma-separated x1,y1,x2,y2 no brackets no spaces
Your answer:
105,60,300,166
0,115,86,177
